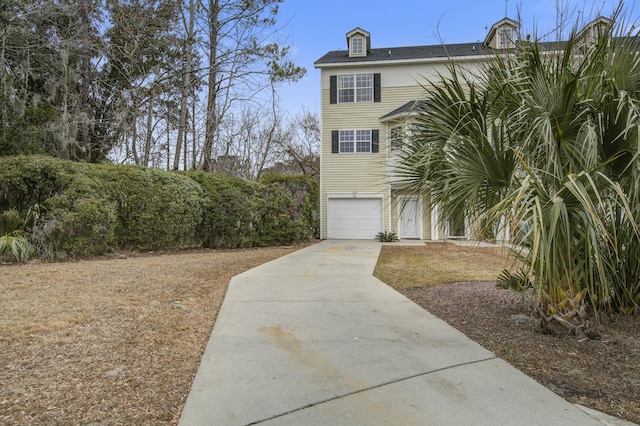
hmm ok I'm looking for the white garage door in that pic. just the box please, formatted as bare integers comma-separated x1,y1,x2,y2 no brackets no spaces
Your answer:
328,198,383,239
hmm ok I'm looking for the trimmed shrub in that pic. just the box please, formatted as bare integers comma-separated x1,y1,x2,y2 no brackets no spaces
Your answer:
0,155,73,212
183,171,260,248
86,165,205,250
0,156,204,256
0,157,318,257
252,183,299,247
260,174,319,240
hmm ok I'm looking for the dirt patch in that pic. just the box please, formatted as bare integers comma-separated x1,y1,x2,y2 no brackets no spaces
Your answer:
402,281,640,424
0,245,310,425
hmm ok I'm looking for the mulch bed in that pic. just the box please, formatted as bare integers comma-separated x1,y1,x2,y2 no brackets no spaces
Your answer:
402,281,640,425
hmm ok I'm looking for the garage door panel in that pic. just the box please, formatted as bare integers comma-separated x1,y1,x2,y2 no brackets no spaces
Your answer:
328,198,383,239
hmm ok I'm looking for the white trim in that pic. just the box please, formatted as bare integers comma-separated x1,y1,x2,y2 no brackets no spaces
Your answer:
431,202,441,240
350,36,365,57
327,193,383,199
315,54,492,69
337,73,373,103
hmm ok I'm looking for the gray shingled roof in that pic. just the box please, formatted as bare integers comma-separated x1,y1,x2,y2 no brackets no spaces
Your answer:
315,40,568,66
379,100,430,122
315,42,491,65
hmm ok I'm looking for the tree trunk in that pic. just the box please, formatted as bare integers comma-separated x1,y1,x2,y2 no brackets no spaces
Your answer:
143,91,155,167
0,30,6,145
131,115,139,165
256,83,279,180
173,0,195,170
202,0,219,172
191,88,196,170
79,0,92,161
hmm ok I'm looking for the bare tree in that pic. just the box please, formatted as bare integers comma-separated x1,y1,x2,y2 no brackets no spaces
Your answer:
198,0,305,171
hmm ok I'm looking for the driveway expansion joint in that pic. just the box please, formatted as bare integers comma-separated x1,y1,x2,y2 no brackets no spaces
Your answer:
248,355,498,425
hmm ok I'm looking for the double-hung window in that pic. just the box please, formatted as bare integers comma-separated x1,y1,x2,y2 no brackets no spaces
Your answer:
355,74,373,102
337,73,373,103
333,129,378,154
340,130,371,153
339,130,355,152
355,130,372,152
337,75,354,103
350,37,364,56
330,73,380,104
498,28,514,48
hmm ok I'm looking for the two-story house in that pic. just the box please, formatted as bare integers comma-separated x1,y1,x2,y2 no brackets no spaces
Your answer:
314,16,610,241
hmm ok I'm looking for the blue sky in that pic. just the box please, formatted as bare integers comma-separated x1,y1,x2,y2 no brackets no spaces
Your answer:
276,0,637,117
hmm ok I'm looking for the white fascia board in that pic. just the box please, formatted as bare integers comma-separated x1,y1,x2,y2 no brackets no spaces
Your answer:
314,55,492,69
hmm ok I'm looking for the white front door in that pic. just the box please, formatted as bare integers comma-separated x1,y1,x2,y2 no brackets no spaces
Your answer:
399,196,420,239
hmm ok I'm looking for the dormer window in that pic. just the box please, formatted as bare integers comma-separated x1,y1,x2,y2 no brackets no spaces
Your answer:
351,36,365,56
346,27,370,58
498,28,515,49
577,17,612,47
483,18,519,50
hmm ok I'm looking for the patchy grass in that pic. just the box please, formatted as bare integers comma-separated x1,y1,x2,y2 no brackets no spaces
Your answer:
0,246,308,425
374,242,514,290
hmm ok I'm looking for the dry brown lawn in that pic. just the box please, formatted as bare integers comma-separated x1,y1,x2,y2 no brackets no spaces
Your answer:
0,246,306,425
374,241,515,288
2,241,638,425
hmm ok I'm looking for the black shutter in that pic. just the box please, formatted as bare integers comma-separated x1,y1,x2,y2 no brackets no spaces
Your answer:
330,75,337,104
331,130,339,153
373,73,381,103
372,129,379,153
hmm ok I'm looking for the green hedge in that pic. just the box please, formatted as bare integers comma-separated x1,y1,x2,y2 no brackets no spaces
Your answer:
0,156,318,258
183,171,260,248
259,174,319,241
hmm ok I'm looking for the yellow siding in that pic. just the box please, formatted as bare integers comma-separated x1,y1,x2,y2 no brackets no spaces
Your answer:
318,60,484,238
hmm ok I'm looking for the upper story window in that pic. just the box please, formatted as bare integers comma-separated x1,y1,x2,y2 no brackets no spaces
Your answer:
577,17,612,48
390,126,403,150
337,73,373,103
346,27,370,58
332,129,379,153
350,36,365,56
339,130,371,153
498,28,515,49
483,18,519,50
330,73,380,105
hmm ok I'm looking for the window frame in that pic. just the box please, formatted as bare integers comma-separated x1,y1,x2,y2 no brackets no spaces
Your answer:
390,126,403,151
337,73,373,104
339,129,371,153
350,36,365,56
498,27,514,48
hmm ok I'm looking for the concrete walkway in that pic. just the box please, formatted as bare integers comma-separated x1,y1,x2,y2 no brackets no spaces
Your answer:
179,240,611,425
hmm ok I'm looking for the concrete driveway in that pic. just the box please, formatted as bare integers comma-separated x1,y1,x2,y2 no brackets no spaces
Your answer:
178,240,610,425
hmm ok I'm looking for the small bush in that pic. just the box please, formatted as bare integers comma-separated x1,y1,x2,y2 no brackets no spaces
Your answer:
375,231,399,242
0,233,34,262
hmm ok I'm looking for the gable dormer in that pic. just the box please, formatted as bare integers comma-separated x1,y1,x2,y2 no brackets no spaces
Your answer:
484,18,519,50
577,16,612,47
346,28,370,58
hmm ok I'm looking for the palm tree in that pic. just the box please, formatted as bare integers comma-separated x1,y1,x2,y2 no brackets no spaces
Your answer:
396,13,640,333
